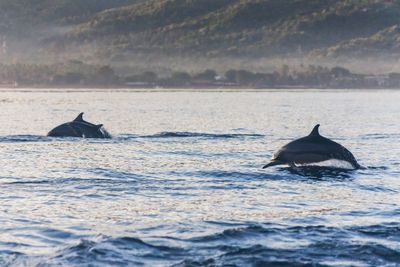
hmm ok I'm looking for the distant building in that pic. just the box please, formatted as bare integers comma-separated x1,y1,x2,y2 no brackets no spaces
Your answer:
364,75,389,87
1,36,7,55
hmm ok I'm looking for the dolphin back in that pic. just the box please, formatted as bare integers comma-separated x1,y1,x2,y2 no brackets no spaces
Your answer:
269,131,364,169
47,113,112,139
47,123,79,137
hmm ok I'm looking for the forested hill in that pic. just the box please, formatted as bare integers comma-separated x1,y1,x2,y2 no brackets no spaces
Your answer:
0,0,142,36
1,0,400,63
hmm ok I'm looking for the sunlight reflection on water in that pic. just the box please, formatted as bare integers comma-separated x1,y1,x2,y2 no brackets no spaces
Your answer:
0,89,399,266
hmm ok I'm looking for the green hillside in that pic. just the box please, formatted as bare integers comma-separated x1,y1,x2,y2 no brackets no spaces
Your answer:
60,0,400,59
316,25,400,58
0,0,141,37
1,0,400,64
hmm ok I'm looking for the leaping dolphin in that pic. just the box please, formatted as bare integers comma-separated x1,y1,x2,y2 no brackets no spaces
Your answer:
47,112,111,138
263,124,364,169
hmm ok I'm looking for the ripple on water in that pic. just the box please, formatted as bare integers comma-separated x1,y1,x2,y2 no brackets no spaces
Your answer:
0,135,50,143
0,90,399,266
141,132,264,139
10,223,397,266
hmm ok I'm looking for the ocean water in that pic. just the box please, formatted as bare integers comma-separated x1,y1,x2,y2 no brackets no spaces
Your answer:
0,89,399,266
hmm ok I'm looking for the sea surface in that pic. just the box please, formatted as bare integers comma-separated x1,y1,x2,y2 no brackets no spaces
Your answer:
0,89,399,266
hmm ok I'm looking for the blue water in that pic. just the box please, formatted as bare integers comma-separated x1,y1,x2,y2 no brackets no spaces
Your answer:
0,89,399,266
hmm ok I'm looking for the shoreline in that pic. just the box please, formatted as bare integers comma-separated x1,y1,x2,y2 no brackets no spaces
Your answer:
0,86,397,93
1,83,399,91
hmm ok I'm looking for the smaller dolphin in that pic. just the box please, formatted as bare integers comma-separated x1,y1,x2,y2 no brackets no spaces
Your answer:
47,113,111,138
263,124,364,169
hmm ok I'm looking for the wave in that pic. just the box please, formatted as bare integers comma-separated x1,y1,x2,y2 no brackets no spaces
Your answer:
0,135,50,143
282,166,357,179
179,167,356,182
360,133,400,140
0,135,116,143
140,132,264,139
87,168,150,179
23,223,400,266
177,223,400,266
43,235,185,266
0,131,264,143
0,251,25,266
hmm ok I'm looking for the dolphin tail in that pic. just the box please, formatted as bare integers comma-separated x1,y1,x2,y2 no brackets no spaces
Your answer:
341,148,366,170
352,161,366,170
263,161,284,169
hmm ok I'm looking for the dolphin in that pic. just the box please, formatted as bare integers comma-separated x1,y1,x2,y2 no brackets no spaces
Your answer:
263,124,364,169
47,112,111,138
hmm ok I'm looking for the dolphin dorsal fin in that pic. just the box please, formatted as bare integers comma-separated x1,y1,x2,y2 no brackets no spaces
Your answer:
309,124,320,136
74,112,84,122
